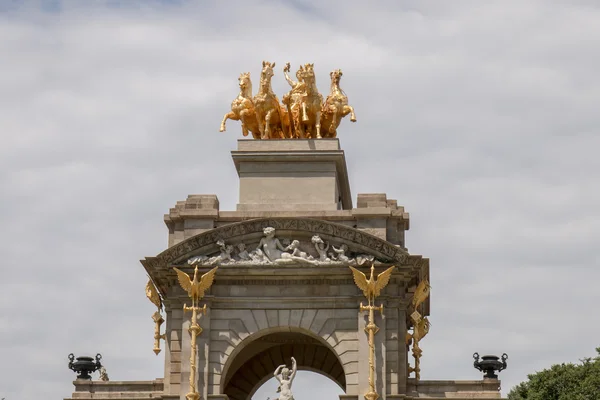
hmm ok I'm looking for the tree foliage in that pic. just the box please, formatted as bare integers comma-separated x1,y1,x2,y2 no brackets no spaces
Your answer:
507,347,600,400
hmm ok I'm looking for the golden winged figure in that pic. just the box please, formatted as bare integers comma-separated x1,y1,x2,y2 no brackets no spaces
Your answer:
145,278,162,311
349,264,396,305
172,266,218,306
412,278,431,310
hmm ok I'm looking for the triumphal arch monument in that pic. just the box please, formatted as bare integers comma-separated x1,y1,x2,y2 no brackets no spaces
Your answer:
66,62,505,400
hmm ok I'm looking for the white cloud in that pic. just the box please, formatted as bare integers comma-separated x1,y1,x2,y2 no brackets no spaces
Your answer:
1,1,599,399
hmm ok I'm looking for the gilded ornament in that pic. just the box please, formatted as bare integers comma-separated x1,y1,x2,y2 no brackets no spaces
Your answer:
220,72,260,139
220,61,355,140
145,279,166,355
406,279,431,380
253,61,290,139
173,266,218,400
320,69,356,138
350,264,396,400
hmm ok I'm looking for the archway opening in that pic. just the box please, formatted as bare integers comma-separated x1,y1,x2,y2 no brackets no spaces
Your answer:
252,370,345,400
223,331,346,400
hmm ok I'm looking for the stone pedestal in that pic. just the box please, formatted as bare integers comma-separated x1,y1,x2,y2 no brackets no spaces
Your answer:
232,139,352,211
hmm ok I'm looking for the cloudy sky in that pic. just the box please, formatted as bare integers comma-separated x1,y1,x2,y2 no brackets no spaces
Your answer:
1,0,600,399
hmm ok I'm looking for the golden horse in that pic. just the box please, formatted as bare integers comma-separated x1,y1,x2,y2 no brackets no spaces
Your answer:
320,69,356,138
220,72,260,139
284,63,323,139
253,61,290,139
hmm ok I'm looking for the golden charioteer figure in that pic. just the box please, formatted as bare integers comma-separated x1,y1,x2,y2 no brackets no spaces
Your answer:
220,61,356,139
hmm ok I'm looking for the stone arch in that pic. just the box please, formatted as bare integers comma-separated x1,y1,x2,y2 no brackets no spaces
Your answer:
221,328,346,400
209,307,359,394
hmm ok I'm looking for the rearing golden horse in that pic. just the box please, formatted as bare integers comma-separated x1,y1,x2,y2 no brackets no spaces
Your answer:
253,61,290,139
220,72,260,139
320,69,356,138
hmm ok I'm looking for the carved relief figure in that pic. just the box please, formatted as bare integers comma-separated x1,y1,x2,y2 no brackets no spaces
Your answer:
220,72,260,139
285,240,307,258
274,357,297,400
237,243,250,260
330,244,350,262
311,235,330,262
320,69,356,138
253,61,290,139
279,239,313,263
207,239,234,265
257,227,288,262
250,248,266,263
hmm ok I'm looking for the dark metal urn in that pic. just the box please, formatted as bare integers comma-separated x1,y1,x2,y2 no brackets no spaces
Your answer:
68,353,103,380
473,352,508,379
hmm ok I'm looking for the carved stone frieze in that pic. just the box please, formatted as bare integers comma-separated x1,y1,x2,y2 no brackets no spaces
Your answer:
140,218,418,296
143,218,408,270
186,227,378,267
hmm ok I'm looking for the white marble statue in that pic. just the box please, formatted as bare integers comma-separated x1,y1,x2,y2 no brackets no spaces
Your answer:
185,228,377,267
237,243,250,260
311,235,330,262
282,240,308,258
99,366,109,381
207,239,234,264
279,240,316,264
330,243,350,262
274,357,297,400
257,227,288,262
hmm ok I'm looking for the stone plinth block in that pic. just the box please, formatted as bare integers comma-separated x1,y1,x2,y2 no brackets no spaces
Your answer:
232,139,352,211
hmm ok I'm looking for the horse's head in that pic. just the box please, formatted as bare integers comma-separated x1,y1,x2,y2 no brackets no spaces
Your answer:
302,63,315,78
238,72,252,96
330,69,343,83
261,61,276,81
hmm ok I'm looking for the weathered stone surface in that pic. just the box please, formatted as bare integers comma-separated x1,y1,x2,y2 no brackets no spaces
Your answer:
66,138,503,400
233,139,352,211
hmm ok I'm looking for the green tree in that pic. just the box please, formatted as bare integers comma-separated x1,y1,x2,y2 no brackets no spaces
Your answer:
508,347,600,400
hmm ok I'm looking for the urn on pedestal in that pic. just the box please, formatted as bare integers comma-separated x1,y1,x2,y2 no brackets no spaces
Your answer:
473,353,508,379
67,353,103,380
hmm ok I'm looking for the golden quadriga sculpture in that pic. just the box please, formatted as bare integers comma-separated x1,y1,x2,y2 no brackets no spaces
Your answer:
220,61,356,139
350,264,396,400
405,279,431,380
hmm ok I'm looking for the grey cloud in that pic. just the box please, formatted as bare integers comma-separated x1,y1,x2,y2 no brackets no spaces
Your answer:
1,1,599,399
